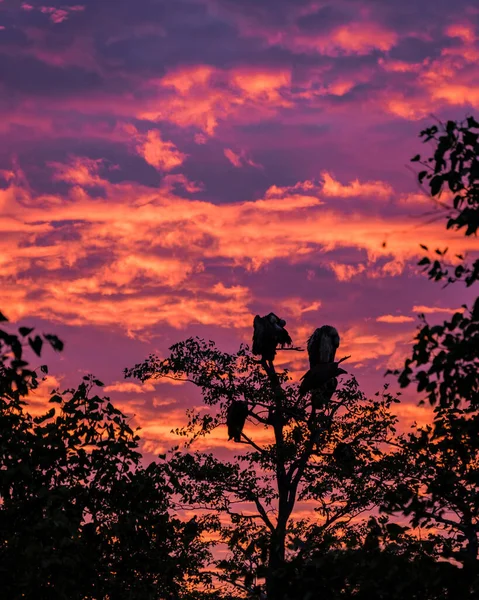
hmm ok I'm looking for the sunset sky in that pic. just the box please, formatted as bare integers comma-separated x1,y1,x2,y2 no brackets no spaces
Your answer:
1,0,479,456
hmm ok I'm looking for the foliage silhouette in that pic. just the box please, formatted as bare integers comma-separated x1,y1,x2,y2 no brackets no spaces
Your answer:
396,116,479,406
126,339,403,599
0,313,210,600
2,116,478,600
382,116,479,597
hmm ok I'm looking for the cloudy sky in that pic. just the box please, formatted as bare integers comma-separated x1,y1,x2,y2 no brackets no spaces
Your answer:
1,0,478,455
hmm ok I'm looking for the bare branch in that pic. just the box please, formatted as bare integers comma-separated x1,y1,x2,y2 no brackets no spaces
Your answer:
241,432,269,456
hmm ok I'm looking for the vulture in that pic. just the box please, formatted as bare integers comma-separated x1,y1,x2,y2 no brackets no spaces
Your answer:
307,325,340,368
310,376,338,408
252,312,292,364
226,400,249,442
299,361,347,398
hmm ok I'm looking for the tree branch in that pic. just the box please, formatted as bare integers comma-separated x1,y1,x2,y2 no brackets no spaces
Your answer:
241,433,268,456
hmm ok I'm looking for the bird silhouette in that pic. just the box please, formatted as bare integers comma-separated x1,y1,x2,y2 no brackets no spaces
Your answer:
226,400,248,442
252,312,292,364
307,325,340,368
299,361,348,397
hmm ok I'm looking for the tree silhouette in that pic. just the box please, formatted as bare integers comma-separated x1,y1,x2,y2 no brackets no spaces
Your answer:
126,337,398,599
0,313,210,600
399,116,479,407
3,116,478,599
382,116,479,598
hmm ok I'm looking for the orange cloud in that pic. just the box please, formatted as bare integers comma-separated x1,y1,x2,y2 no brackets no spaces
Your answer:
235,14,398,57
321,171,393,199
2,159,476,335
327,22,398,54
329,263,367,281
49,156,106,186
390,30,479,116
280,298,322,317
340,326,412,366
230,69,291,102
134,129,187,171
224,148,242,168
139,65,292,135
104,381,156,393
412,305,465,314
393,402,434,430
376,315,415,324
24,375,63,417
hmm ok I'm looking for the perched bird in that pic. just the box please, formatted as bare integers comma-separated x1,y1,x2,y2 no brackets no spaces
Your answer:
307,325,340,368
226,400,249,442
310,376,338,408
183,516,199,541
299,361,347,398
252,312,292,364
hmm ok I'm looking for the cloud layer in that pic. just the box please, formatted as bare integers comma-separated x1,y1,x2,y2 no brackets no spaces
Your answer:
1,0,478,454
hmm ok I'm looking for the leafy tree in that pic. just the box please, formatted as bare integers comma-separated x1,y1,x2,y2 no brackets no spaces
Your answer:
283,516,457,600
126,339,399,599
382,117,479,597
125,117,479,599
380,404,479,596
0,312,210,600
402,116,479,406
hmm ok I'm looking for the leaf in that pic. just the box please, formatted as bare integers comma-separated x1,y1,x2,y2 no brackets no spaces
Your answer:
49,394,63,403
93,379,104,387
418,257,430,266
40,364,48,374
446,120,456,133
29,335,43,357
19,327,34,337
411,154,421,162
467,116,479,128
419,244,429,251
0,311,8,322
43,334,64,352
418,170,428,183
430,175,443,196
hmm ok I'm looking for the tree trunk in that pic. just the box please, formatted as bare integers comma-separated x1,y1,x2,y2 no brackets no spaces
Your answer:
266,526,286,600
462,525,478,594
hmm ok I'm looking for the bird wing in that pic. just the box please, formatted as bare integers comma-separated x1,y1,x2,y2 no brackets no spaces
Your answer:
252,315,266,356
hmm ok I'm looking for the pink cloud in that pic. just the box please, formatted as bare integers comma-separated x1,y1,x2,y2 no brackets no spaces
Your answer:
445,23,476,43
290,22,398,56
224,148,262,169
22,4,85,24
